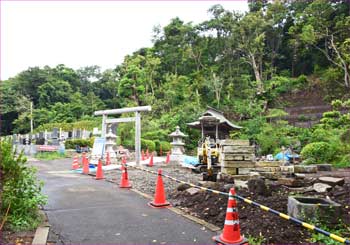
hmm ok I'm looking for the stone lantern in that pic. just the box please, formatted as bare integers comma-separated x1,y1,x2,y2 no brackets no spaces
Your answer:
169,126,187,161
104,125,117,161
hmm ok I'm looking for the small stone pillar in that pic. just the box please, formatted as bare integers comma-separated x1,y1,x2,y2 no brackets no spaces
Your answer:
105,125,117,162
169,126,187,162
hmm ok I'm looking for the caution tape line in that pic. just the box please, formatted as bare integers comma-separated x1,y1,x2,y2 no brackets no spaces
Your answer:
126,164,350,244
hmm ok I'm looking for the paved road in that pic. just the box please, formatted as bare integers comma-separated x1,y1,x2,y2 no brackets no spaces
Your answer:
32,158,216,244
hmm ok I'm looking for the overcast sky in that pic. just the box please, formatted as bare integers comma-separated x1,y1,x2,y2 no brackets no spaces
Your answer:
1,1,248,80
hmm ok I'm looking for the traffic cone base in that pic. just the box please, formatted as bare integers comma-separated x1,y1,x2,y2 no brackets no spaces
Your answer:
148,201,170,208
212,235,247,245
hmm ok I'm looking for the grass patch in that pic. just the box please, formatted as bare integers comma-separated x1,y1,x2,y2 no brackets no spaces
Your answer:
35,151,67,160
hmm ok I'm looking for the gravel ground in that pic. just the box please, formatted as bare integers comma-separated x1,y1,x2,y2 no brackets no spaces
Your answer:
104,163,203,203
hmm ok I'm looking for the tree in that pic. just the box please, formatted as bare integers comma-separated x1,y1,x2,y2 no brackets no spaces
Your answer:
233,10,269,94
38,80,73,106
297,0,350,88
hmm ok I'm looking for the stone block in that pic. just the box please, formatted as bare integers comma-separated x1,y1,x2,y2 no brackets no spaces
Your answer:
220,139,250,146
294,173,305,179
221,145,254,154
248,178,270,196
221,167,238,175
221,154,255,161
255,166,281,172
238,168,254,175
222,160,255,168
316,164,333,171
255,161,281,167
186,187,201,195
278,177,303,187
280,165,294,173
288,196,341,223
294,165,317,173
313,183,332,193
259,171,281,180
318,177,344,186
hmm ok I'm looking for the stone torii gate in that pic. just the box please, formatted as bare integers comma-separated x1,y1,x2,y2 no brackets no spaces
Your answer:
94,106,151,165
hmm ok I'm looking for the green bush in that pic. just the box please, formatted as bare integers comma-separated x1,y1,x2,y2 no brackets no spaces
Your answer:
160,141,171,153
65,138,93,149
1,140,47,231
311,128,332,142
334,154,350,168
301,142,334,163
141,139,156,152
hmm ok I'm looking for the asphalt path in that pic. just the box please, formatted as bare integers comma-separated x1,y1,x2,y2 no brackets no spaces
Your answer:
31,158,217,244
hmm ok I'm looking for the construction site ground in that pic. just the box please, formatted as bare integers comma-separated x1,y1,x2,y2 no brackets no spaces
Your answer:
104,160,350,244
22,156,350,244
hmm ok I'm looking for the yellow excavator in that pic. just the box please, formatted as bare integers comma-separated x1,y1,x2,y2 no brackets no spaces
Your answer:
196,136,220,181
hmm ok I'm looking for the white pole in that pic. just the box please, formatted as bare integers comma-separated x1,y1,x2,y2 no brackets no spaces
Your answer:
30,102,33,134
135,112,141,165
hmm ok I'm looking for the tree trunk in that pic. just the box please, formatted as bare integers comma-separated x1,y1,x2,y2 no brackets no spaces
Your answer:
250,53,264,93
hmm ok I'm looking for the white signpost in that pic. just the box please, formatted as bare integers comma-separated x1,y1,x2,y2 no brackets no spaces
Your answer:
90,137,106,164
94,106,151,165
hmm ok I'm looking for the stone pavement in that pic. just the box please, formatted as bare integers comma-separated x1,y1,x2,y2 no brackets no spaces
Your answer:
32,158,217,244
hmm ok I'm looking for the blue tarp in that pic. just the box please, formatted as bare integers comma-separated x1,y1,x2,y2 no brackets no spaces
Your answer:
184,156,199,166
274,152,299,161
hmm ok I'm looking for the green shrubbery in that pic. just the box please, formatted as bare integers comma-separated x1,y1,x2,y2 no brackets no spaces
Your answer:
141,139,156,152
0,140,47,231
64,138,94,149
301,142,334,164
154,140,171,154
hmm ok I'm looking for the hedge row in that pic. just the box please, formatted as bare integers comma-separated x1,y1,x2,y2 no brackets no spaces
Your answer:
65,138,94,149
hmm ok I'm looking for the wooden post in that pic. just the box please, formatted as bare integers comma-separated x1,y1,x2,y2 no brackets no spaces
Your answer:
135,111,141,165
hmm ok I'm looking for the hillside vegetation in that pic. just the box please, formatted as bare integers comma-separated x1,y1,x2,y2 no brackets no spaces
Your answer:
1,0,350,166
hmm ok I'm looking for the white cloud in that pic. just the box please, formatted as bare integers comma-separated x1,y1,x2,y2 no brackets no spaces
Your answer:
1,1,248,80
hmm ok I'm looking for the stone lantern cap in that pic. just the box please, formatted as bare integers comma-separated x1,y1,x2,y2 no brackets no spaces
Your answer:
169,126,187,137
105,126,117,139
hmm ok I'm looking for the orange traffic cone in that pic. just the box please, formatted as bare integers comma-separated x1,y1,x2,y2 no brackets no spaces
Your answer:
106,152,111,165
146,148,149,159
82,154,89,174
72,155,79,170
142,150,145,161
95,159,104,180
149,169,170,208
213,188,247,245
165,152,170,164
81,152,86,165
119,164,132,188
148,154,154,167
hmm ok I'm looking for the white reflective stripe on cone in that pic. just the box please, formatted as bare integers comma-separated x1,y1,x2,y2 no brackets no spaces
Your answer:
224,220,240,225
226,208,236,213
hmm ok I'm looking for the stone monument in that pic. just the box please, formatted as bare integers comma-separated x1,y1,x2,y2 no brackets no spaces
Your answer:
169,126,187,162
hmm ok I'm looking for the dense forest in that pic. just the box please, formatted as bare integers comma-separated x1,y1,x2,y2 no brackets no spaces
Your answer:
1,0,350,166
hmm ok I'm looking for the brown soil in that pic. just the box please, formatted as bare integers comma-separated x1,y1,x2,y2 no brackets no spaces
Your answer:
0,230,35,245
